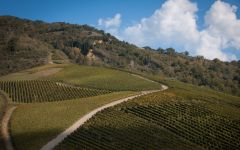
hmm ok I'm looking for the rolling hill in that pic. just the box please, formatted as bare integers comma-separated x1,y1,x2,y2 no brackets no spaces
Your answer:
0,15,239,150
0,16,239,96
56,80,240,150
1,63,238,150
0,63,161,149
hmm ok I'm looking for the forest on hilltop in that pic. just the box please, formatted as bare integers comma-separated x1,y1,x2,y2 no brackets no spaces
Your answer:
0,16,239,96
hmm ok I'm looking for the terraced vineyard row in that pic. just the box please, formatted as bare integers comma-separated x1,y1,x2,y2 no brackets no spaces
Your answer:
0,80,111,103
125,103,240,150
56,90,240,150
56,109,197,150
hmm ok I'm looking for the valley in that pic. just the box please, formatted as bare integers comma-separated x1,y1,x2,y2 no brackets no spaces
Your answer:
0,13,239,150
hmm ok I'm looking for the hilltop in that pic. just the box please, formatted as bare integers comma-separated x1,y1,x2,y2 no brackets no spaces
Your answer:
0,16,239,96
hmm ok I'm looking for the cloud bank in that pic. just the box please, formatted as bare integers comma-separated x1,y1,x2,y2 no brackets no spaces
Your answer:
98,0,240,61
98,13,121,36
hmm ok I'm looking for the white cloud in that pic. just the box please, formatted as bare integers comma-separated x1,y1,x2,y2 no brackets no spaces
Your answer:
97,0,240,61
204,0,240,50
123,0,199,51
98,13,121,37
197,31,236,61
195,0,240,61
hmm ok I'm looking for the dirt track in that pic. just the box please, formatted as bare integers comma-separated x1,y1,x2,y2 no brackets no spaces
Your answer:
1,107,16,150
41,85,168,150
0,91,16,150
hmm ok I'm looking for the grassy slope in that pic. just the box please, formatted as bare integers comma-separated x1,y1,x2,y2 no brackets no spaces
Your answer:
47,65,162,91
0,64,162,91
7,63,239,149
56,79,240,150
10,91,138,150
2,63,161,149
0,93,4,150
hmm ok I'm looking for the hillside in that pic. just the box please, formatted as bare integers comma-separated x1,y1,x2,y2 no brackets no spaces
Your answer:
56,77,240,150
0,63,160,149
0,16,239,96
0,62,238,150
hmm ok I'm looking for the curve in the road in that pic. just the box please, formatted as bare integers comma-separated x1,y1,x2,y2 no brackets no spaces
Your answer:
1,106,16,150
41,85,168,150
0,90,16,150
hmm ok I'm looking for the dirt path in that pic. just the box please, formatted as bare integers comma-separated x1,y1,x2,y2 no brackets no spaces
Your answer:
41,85,168,150
1,106,16,150
0,90,16,150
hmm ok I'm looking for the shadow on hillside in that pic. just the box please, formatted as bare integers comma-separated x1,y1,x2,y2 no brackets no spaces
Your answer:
56,123,199,150
10,128,61,150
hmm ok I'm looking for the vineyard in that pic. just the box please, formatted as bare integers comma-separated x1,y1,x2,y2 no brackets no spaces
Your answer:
56,87,240,150
10,91,137,150
0,80,111,103
125,104,240,149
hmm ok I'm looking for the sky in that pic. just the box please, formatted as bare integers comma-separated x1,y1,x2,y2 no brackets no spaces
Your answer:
0,0,240,61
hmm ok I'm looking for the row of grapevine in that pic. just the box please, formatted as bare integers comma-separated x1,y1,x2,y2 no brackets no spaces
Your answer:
125,103,240,150
0,80,111,103
56,93,240,150
56,109,198,150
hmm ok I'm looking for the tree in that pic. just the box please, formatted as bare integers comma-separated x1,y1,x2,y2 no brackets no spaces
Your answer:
143,46,152,50
183,51,189,56
8,37,18,55
81,41,91,56
213,58,220,63
166,48,175,55
157,48,165,54
72,40,81,48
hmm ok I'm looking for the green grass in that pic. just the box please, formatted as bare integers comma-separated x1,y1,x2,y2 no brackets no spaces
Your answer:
0,92,5,150
4,63,239,149
47,65,162,91
10,91,138,150
0,80,111,103
0,64,162,91
57,80,240,150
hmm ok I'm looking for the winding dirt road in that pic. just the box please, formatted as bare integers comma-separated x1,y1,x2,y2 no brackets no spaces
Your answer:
0,91,16,150
1,107,16,150
41,84,168,150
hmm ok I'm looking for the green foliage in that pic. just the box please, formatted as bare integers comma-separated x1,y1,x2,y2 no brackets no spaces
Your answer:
80,41,91,56
157,47,165,54
166,47,176,55
0,80,111,103
57,80,240,150
56,109,198,150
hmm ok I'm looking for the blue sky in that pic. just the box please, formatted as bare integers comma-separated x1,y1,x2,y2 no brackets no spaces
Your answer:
0,0,239,27
0,0,240,61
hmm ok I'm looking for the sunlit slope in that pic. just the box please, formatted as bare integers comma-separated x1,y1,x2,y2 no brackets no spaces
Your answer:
0,80,110,103
10,91,138,150
47,65,162,91
0,64,162,91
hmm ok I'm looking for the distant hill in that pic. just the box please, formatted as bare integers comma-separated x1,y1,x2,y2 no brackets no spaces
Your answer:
0,16,239,96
